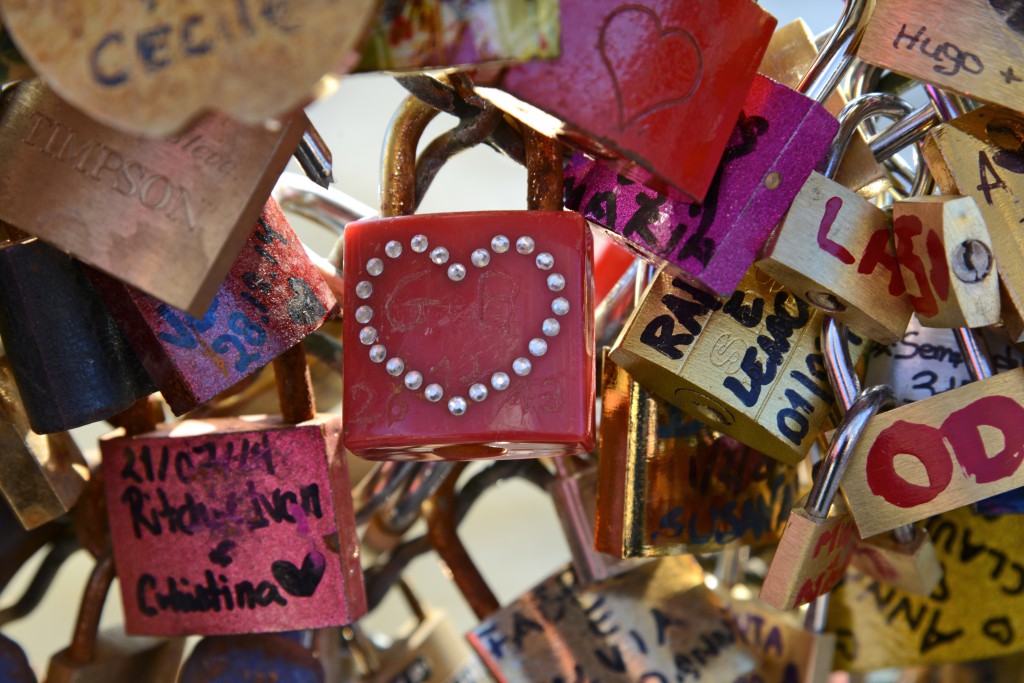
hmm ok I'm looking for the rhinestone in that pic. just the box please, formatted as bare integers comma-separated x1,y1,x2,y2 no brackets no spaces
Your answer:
512,358,532,376
404,371,423,390
516,236,535,255
430,247,449,265
529,338,548,356
491,372,510,391
491,235,510,253
535,252,554,270
366,258,384,276
542,318,560,336
410,234,429,253
471,249,490,267
469,383,488,402
385,240,402,258
369,344,386,362
448,263,467,281
424,384,444,402
386,357,405,376
448,397,468,416
547,273,565,291
356,280,373,299
355,305,373,324
359,326,377,345
552,297,570,315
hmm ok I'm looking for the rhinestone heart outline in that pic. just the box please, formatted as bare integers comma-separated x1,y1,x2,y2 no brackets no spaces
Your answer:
353,233,571,416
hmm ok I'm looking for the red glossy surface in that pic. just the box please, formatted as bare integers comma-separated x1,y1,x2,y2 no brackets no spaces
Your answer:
483,0,776,203
593,230,634,303
343,211,595,460
101,415,366,636
91,198,338,415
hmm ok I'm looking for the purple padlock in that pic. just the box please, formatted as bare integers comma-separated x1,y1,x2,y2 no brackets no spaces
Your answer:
564,74,837,296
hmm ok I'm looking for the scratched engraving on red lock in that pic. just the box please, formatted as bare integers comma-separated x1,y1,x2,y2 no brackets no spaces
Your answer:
102,418,360,636
343,211,595,459
565,75,838,296
92,199,338,415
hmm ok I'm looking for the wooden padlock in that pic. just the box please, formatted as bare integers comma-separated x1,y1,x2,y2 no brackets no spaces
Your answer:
596,352,799,557
0,236,155,434
857,0,1024,115
757,96,916,344
45,550,185,683
893,195,1000,328
178,632,323,683
921,103,1024,340
475,0,775,203
0,357,89,530
89,196,338,416
423,467,757,681
343,96,594,460
761,384,893,611
100,344,366,636
0,78,305,315
610,265,861,464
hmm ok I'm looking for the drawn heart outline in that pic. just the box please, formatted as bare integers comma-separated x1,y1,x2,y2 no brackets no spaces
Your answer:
598,5,704,129
271,551,326,598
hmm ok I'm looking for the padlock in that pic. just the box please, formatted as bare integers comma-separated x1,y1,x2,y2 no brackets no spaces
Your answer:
839,328,1024,538
0,355,89,529
355,0,560,72
920,102,1024,340
759,18,885,196
857,0,1023,115
178,632,323,683
343,96,595,460
44,550,185,683
0,236,156,434
0,78,306,316
363,581,489,683
0,633,35,683
892,195,1000,328
99,343,366,636
88,196,338,415
547,453,646,584
757,95,916,344
609,265,862,464
423,467,757,681
760,382,894,611
827,506,1024,671
595,351,799,557
563,5,870,297
475,0,775,203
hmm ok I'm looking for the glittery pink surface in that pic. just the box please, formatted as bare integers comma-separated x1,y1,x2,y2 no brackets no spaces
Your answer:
91,198,338,415
102,416,365,636
564,75,838,296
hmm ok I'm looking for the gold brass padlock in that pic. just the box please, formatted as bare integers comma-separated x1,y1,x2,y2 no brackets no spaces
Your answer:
922,104,1024,340
596,353,798,558
0,357,88,530
893,195,1000,329
610,266,859,465
850,524,943,597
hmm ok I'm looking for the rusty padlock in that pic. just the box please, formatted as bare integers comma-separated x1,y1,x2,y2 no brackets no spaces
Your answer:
0,235,155,434
89,196,338,415
424,467,757,681
476,0,776,203
757,94,916,344
343,96,594,460
596,351,798,557
100,343,366,636
178,632,323,683
44,550,185,683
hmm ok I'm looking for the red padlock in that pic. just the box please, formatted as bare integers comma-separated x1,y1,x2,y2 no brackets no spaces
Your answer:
343,97,595,460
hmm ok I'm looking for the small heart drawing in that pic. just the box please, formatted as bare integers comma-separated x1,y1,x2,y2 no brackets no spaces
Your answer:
286,276,328,326
271,551,326,598
208,540,237,568
598,5,704,129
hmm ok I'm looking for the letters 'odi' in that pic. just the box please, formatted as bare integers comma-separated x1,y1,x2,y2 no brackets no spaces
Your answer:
0,79,305,316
